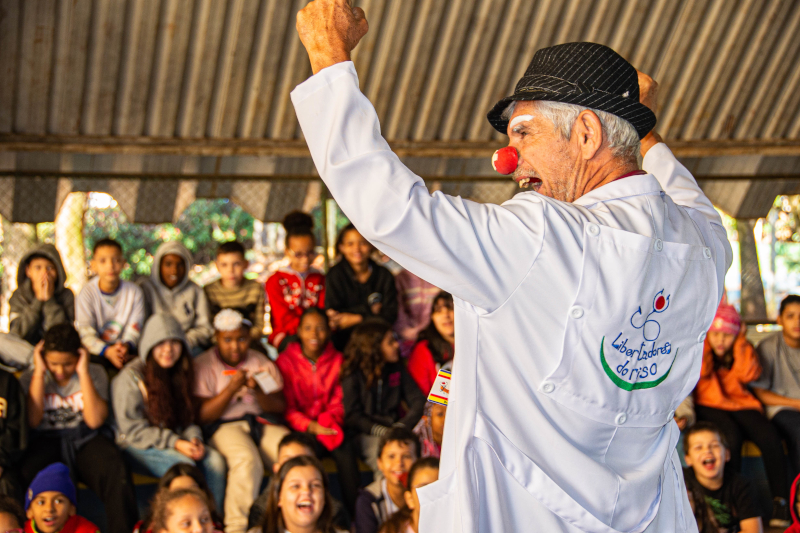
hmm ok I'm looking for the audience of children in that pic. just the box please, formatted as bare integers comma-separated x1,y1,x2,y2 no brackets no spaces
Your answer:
275,307,360,516
12,221,800,533
111,314,226,511
694,303,790,525
139,242,213,355
354,428,419,533
148,487,216,533
204,242,266,348
753,294,800,485
392,270,440,358
0,245,74,369
325,225,398,352
19,324,138,533
378,457,440,533
266,212,326,352
683,422,763,533
406,292,454,394
341,321,425,475
75,239,145,370
23,462,100,533
252,455,346,533
194,309,288,533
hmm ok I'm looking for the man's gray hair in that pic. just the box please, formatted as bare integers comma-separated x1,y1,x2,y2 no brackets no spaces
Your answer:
502,101,642,166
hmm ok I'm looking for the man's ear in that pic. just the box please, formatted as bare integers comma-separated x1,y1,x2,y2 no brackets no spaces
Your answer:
404,490,415,511
684,454,693,467
573,110,604,160
725,448,731,463
273,462,280,475
777,315,784,328
68,503,76,516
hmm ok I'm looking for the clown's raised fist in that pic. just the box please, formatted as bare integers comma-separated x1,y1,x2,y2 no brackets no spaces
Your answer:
297,0,368,74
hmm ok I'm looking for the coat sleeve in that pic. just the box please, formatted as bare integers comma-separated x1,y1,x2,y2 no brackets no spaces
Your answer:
266,275,292,346
276,356,313,432
642,143,733,299
292,62,542,313
731,337,762,384
354,491,379,533
407,342,435,393
342,373,378,435
252,285,265,339
184,287,213,349
321,372,345,427
121,285,146,348
111,369,181,450
377,268,398,325
75,286,107,355
45,289,74,331
397,366,425,429
9,287,44,340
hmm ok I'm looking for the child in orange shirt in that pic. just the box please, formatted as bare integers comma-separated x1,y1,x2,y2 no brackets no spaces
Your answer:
694,303,790,526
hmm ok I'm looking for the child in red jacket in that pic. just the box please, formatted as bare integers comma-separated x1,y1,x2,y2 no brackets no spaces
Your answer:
275,307,360,517
266,212,325,351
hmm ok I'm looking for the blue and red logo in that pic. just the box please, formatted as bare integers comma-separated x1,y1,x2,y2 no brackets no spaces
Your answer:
600,289,678,391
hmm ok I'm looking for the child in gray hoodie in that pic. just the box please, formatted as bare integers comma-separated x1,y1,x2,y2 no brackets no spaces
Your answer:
138,241,213,354
111,313,226,510
0,244,74,369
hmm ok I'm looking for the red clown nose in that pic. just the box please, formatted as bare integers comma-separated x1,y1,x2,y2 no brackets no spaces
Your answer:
491,147,518,175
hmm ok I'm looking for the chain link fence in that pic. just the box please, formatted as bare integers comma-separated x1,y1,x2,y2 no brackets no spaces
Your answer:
0,176,519,332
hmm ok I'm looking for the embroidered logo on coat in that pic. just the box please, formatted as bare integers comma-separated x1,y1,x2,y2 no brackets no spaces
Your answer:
600,289,678,391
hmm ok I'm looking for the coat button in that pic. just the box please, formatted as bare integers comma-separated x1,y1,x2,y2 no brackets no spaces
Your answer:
703,247,712,259
698,332,706,343
615,413,627,425
541,381,555,394
569,306,584,319
654,239,663,252
587,223,600,236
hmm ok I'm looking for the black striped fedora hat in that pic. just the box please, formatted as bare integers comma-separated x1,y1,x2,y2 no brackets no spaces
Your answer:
487,42,656,139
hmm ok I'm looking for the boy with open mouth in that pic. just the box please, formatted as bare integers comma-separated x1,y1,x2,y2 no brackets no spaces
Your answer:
683,422,762,533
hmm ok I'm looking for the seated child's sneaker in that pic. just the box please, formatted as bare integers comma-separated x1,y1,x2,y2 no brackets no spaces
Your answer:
770,496,791,528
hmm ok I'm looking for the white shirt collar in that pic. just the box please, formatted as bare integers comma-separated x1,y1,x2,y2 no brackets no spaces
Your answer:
572,173,664,208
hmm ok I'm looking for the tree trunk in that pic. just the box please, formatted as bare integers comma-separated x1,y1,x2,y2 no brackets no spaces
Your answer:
54,192,87,296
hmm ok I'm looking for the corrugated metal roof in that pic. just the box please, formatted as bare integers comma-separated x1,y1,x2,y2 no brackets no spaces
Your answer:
0,0,799,221
2,0,799,145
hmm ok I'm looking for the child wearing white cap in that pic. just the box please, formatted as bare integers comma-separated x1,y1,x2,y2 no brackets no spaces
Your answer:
194,309,289,533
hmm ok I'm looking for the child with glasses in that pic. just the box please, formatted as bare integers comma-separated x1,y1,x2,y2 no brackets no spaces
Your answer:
266,212,326,352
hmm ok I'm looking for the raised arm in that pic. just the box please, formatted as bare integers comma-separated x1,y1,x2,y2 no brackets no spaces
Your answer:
293,63,541,311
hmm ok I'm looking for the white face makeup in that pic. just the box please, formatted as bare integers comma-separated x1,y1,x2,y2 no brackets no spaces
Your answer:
509,114,534,129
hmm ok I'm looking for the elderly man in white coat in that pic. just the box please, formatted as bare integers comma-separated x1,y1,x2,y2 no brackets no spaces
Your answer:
293,2,732,532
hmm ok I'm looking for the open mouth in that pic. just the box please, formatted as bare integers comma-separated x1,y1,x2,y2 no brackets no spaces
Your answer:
297,500,314,514
701,457,717,470
513,173,543,190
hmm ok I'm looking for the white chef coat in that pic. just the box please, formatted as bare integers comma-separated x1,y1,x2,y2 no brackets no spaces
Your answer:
291,62,732,533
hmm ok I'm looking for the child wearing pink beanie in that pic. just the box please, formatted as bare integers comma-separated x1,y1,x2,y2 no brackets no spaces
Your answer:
694,303,791,526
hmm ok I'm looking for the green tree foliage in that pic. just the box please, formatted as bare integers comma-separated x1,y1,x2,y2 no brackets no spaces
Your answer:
84,197,254,280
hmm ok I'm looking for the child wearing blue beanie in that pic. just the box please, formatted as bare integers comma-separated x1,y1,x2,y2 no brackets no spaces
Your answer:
24,463,99,533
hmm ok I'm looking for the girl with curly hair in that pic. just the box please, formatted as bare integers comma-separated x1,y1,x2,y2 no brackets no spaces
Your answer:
341,320,425,475
111,314,226,511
